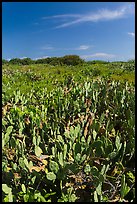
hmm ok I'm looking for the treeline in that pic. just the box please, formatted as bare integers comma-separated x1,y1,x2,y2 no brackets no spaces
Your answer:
2,55,85,66
2,55,135,67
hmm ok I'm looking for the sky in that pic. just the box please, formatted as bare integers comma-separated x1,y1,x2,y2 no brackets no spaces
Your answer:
2,2,135,61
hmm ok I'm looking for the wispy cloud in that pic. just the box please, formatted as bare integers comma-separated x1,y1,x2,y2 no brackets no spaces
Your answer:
75,45,90,50
20,56,28,59
42,14,81,20
42,3,134,29
81,53,116,59
33,56,49,60
128,32,135,37
40,44,91,51
6,58,11,61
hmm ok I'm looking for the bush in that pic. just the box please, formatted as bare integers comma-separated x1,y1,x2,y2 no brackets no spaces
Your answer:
20,58,33,65
61,55,84,66
33,55,84,66
91,69,101,76
9,58,22,65
87,60,109,64
2,59,8,65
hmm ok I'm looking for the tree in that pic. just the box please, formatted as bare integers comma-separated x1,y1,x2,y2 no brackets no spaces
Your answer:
2,59,8,65
20,58,32,65
9,58,22,65
61,55,84,66
87,60,108,64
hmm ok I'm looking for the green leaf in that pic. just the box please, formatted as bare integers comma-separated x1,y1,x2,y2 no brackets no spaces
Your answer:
58,152,64,167
3,195,9,202
32,176,36,184
49,160,59,174
115,135,122,150
69,194,77,202
81,136,86,143
23,194,29,202
2,138,5,149
105,144,113,155
28,161,33,169
92,140,103,149
44,191,56,199
87,135,92,145
81,154,87,163
121,174,126,198
21,184,26,193
63,144,67,160
101,165,106,175
4,126,13,144
57,135,64,144
24,158,29,169
40,195,47,202
108,151,117,160
120,141,126,162
94,191,98,202
6,126,13,136
96,183,102,195
94,121,100,132
75,153,81,162
2,184,12,194
35,145,43,157
93,130,97,140
10,137,16,148
34,192,41,200
127,171,135,182
100,113,105,123
120,174,130,199
13,163,17,171
124,185,130,197
19,157,25,169
96,146,104,157
91,166,99,177
84,164,91,174
46,172,56,181
52,146,56,157
33,136,36,146
75,142,81,154
8,191,13,202
37,135,41,146
98,174,105,183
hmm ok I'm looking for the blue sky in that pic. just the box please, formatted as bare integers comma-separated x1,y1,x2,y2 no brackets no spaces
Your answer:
2,2,135,61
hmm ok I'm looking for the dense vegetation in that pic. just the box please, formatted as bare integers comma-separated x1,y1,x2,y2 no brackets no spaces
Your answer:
2,55,84,66
2,58,135,202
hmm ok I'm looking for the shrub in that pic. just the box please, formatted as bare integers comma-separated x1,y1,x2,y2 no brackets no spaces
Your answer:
2,59,8,65
61,55,84,66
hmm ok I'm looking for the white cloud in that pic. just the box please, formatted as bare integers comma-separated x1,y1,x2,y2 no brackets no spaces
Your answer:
81,53,115,59
42,14,81,20
40,45,91,51
6,58,11,61
128,32,135,37
33,56,49,60
76,45,90,50
63,45,92,51
44,3,134,28
20,56,28,59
